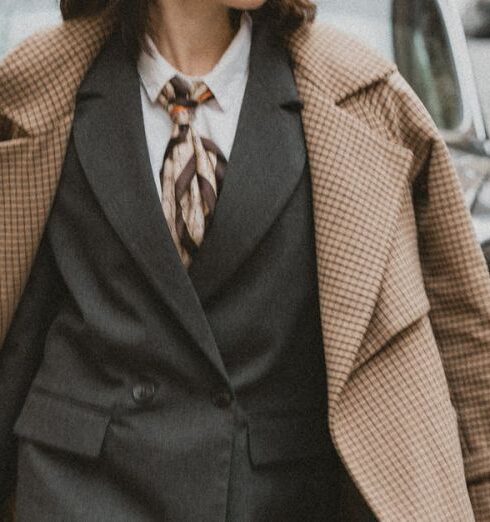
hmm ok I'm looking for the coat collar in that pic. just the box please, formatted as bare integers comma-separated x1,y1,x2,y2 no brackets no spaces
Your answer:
0,9,395,136
0,9,118,135
288,21,397,103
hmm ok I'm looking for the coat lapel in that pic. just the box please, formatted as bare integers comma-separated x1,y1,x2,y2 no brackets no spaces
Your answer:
293,77,414,415
72,30,230,382
284,24,407,416
187,18,306,303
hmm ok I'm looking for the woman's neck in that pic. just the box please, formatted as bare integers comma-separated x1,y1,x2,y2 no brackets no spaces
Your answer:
149,1,236,77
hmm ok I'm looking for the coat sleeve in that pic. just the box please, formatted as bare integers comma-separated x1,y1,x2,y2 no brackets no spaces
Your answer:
340,67,490,518
386,71,490,519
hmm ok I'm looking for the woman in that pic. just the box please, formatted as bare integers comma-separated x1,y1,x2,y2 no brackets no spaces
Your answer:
1,0,490,520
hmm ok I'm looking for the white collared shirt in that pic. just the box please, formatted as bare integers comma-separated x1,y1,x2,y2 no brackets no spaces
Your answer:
137,12,253,199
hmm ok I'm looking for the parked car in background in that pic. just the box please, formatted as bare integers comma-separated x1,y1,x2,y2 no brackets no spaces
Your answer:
1,0,489,269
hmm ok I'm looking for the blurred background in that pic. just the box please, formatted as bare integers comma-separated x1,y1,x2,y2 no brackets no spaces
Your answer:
0,0,60,57
1,0,489,267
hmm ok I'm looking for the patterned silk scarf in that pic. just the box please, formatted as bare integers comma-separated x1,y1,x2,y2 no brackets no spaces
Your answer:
158,75,227,268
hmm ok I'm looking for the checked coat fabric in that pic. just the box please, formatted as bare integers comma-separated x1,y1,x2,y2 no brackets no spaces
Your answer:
1,8,490,521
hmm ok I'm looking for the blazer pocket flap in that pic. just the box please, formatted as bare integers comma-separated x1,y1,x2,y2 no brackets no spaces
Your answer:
247,411,334,467
13,388,110,458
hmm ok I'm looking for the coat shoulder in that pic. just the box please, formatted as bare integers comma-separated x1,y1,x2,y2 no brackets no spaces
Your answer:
289,21,444,177
290,21,441,150
288,20,397,102
0,11,116,134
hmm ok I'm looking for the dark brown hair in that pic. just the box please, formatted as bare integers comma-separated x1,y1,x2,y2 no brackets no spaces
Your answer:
60,0,316,59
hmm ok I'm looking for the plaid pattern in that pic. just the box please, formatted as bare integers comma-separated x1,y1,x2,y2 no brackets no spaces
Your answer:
1,9,490,520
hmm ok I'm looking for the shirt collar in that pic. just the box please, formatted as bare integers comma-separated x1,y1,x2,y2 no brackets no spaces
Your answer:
137,11,252,112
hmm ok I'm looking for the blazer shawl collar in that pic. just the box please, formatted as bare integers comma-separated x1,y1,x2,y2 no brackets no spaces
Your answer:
0,12,412,416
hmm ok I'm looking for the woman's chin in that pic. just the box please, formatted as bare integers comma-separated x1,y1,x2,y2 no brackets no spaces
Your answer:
225,0,267,10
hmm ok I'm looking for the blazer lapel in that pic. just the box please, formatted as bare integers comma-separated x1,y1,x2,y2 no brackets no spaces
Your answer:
295,75,414,415
187,19,306,303
72,31,229,381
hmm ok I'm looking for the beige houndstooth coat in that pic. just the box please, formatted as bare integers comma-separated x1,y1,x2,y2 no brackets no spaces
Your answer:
1,8,490,521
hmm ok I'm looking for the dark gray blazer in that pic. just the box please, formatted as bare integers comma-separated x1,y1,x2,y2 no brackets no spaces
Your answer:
0,16,375,522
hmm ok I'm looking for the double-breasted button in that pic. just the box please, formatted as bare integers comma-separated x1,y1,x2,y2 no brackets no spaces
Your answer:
212,390,233,409
132,382,155,405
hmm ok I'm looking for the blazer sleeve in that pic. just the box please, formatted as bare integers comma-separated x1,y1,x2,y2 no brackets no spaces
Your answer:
384,71,490,519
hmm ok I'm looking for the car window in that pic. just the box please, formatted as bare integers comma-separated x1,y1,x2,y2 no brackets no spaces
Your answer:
393,0,463,130
467,39,490,134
